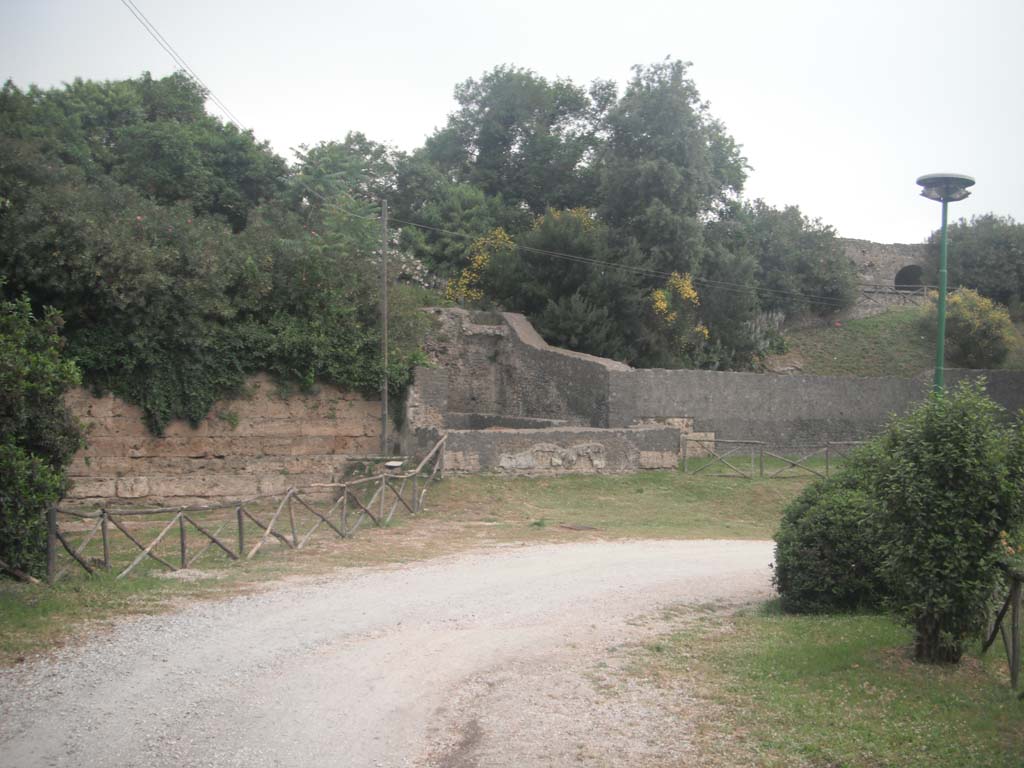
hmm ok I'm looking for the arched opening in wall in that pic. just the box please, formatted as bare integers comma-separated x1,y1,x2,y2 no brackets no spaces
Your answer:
895,265,924,292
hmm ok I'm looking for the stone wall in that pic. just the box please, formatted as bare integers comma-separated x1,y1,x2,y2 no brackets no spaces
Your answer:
403,309,1024,464
421,308,627,428
841,238,928,287
443,426,681,475
607,368,927,445
65,374,384,506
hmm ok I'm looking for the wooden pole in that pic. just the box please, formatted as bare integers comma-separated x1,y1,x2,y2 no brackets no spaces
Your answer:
46,506,57,585
379,474,386,526
236,506,245,555
288,492,298,547
0,557,41,585
101,509,110,570
1011,577,1021,690
380,198,389,455
179,513,188,569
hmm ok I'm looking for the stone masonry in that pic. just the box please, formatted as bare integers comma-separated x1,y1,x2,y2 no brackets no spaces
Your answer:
64,374,384,506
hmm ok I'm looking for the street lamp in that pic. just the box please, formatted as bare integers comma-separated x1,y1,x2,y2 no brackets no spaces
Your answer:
916,172,975,391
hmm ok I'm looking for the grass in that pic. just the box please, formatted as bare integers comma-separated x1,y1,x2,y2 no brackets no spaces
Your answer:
0,470,809,665
635,602,1024,767
426,470,802,540
780,307,1024,377
782,308,935,378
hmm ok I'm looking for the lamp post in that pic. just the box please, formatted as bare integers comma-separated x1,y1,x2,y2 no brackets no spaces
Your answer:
915,173,975,391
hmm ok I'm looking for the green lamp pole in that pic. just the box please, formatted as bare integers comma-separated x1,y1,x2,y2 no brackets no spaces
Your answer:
915,173,975,391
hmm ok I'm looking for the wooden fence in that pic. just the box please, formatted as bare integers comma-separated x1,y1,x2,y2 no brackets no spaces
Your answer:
983,563,1023,697
44,435,447,584
682,437,863,480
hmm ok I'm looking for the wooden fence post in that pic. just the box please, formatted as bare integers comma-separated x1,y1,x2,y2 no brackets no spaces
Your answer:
379,474,387,525
1011,577,1022,691
179,513,188,569
236,506,245,556
682,436,688,473
288,492,298,547
46,506,57,585
825,443,831,477
101,509,111,570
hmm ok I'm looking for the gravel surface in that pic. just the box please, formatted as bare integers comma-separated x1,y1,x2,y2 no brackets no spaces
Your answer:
0,539,774,767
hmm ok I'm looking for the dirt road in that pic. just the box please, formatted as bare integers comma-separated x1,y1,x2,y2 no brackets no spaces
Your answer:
0,539,774,767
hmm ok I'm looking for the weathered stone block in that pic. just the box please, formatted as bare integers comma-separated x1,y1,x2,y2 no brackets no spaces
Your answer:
66,478,117,499
116,477,150,498
639,451,677,469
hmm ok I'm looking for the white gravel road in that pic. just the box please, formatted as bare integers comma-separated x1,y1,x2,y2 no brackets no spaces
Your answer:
0,539,774,768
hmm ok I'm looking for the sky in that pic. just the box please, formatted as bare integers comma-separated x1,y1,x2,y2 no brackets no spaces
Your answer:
3,0,1022,244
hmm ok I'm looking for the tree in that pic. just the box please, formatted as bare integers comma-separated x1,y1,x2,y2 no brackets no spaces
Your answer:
479,209,645,362
0,72,287,231
720,200,856,317
925,214,1024,310
419,66,613,214
1,81,428,433
598,59,747,276
0,293,82,577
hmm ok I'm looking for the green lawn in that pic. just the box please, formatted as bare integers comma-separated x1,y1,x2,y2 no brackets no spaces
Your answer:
637,602,1024,767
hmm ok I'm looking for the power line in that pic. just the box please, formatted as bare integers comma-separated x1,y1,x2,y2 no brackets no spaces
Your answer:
383,212,851,309
300,179,859,310
118,0,247,130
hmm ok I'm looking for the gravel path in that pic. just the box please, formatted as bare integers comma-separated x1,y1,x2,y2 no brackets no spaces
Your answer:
0,539,774,767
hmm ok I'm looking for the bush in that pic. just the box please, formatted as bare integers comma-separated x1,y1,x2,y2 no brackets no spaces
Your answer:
921,288,1014,368
0,294,83,577
774,466,887,614
873,380,1024,662
0,444,63,578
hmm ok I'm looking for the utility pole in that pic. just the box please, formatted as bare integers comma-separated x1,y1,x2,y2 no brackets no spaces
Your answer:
380,199,389,454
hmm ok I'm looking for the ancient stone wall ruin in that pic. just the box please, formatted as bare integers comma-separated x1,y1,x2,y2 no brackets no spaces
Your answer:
64,374,384,506
841,238,928,288
402,309,1024,471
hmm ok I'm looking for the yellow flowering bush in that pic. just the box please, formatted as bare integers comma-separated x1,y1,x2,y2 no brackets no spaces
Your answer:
922,287,1013,368
648,271,707,357
446,228,514,304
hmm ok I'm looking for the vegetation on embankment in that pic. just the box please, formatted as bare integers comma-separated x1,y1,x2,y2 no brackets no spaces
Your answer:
778,307,1024,378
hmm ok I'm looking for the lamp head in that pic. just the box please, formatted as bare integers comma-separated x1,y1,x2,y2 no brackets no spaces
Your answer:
916,173,975,203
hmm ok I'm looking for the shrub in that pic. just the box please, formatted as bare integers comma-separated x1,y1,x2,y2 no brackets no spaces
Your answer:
0,294,83,577
921,288,1014,368
774,466,887,614
0,445,63,578
873,380,1024,663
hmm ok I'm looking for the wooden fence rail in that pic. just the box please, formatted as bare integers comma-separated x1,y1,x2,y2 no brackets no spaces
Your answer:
682,438,863,479
45,435,446,584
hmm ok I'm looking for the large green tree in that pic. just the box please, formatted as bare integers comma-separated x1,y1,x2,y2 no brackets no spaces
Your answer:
925,214,1024,310
598,59,747,276
0,72,286,231
419,66,613,214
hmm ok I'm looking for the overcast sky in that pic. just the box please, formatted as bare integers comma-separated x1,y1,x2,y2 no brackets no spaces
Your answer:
3,0,1022,244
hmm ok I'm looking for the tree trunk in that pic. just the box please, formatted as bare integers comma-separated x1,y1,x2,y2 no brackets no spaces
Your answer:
915,616,962,663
